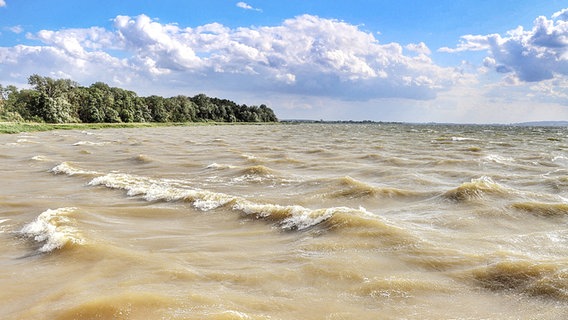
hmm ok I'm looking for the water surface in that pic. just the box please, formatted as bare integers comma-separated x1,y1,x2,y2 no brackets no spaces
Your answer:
1,124,567,319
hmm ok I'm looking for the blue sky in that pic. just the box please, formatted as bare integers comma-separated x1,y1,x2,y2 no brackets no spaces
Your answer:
1,1,568,123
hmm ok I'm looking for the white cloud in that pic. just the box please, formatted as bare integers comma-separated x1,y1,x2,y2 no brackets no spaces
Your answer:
0,14,461,103
8,25,23,34
0,0,6,8
406,42,431,55
552,8,568,20
441,8,568,83
236,2,261,12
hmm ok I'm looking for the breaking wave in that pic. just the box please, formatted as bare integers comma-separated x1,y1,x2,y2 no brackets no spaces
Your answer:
72,141,107,146
443,176,509,202
18,207,85,253
206,163,237,170
54,163,407,234
51,162,99,176
87,171,381,231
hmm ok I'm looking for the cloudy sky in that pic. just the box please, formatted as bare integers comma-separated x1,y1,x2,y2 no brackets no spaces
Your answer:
1,0,567,123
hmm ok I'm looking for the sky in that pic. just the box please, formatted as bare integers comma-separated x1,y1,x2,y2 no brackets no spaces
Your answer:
1,1,568,123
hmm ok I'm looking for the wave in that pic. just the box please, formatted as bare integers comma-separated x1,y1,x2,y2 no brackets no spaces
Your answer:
511,202,568,217
132,154,153,164
239,165,277,177
88,173,236,211
49,164,405,235
18,207,85,253
451,136,480,142
51,162,99,176
31,155,50,161
48,163,419,247
88,171,342,230
241,153,264,164
72,141,107,146
443,176,509,202
206,163,237,170
353,276,456,299
52,292,174,320
469,259,568,300
324,176,428,200
0,218,10,233
231,165,298,185
484,154,515,165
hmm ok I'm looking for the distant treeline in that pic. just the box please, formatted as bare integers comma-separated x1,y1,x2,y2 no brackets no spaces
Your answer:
0,75,278,123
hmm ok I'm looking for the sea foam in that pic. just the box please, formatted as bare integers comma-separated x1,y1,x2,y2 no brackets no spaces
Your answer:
51,162,99,176
19,208,85,253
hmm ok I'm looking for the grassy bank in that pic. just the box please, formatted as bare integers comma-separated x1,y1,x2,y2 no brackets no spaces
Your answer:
0,121,273,134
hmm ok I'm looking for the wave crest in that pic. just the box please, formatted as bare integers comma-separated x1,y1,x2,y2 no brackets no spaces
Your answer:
470,260,568,300
511,202,568,217
240,165,277,177
18,207,85,253
51,162,99,176
54,165,412,241
444,177,508,202
327,176,424,200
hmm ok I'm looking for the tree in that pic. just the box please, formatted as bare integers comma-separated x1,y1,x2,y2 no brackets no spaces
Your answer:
167,96,197,122
145,95,169,122
28,74,78,99
0,76,279,123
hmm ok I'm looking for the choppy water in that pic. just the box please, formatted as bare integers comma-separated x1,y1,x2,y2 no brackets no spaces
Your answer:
1,123,568,319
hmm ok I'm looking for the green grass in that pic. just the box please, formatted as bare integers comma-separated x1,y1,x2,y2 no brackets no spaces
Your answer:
0,121,277,134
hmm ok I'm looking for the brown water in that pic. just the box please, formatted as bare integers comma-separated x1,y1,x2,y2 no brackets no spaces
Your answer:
1,123,568,319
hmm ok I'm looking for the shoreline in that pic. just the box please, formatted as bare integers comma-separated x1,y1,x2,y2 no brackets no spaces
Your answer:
0,121,278,134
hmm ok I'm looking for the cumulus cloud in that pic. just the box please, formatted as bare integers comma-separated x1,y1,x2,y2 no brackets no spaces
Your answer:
236,2,262,12
440,8,568,82
0,0,6,8
0,14,460,101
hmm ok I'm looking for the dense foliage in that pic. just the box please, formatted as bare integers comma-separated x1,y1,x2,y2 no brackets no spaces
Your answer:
0,75,278,123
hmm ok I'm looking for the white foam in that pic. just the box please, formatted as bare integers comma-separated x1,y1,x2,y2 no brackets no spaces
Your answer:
88,173,236,210
231,200,338,230
51,162,99,176
206,163,237,169
72,141,107,146
86,171,370,231
19,208,84,253
484,154,515,164
0,218,10,234
451,137,479,142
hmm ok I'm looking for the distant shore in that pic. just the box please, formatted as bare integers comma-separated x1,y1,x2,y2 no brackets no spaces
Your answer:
0,121,277,134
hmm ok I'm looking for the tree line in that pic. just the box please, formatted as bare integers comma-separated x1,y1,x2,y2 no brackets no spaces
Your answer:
0,75,278,123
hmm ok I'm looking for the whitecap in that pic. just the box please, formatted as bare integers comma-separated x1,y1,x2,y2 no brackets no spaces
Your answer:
83,170,375,231
0,218,10,233
72,141,107,146
31,155,49,161
51,162,99,176
484,154,515,164
206,163,237,169
18,208,84,253
451,137,479,142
